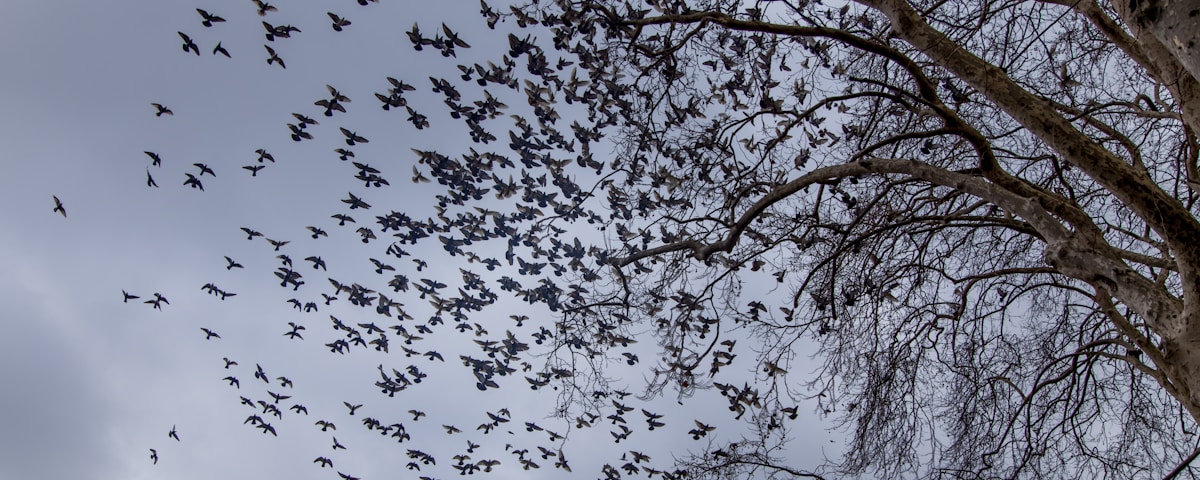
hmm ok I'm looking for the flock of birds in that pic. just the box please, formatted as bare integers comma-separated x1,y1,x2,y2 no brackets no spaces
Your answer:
47,1,804,478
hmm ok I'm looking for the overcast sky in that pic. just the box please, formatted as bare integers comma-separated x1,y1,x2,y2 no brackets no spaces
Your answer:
0,1,843,478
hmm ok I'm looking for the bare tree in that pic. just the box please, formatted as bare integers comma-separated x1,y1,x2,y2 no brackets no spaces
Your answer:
511,0,1200,478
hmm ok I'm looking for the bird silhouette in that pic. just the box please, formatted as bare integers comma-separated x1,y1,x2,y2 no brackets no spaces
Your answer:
314,456,333,468
196,8,225,27
143,151,162,166
255,149,275,163
264,45,286,69
331,436,346,450
146,169,158,187
183,173,204,191
252,0,278,16
339,127,369,146
168,425,180,441
328,12,351,31
151,103,173,117
212,42,230,58
193,163,216,177
201,328,221,340
243,165,265,176
51,195,66,217
121,290,140,303
344,402,363,415
240,227,263,240
149,449,157,464
177,32,200,56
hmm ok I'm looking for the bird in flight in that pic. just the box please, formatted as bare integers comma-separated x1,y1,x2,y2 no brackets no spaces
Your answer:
328,12,351,31
177,32,200,56
146,169,158,188
264,45,286,69
151,103,173,117
121,290,140,303
168,425,180,441
252,0,278,16
51,195,66,217
212,42,231,58
144,151,162,166
196,8,225,27
149,448,157,464
183,173,204,191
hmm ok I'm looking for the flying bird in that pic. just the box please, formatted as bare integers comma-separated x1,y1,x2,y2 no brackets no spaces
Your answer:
252,0,278,16
183,173,204,191
196,9,225,27
146,169,158,187
121,290,140,303
168,425,180,441
151,103,173,117
339,127,369,145
201,328,221,340
144,151,162,166
212,42,231,57
328,12,351,31
149,449,157,464
255,148,275,163
264,45,286,69
51,195,66,217
177,32,200,56
193,163,216,177
243,164,265,176
240,227,263,240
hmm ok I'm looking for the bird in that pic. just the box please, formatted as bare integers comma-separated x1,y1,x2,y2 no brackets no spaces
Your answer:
146,169,158,188
223,376,240,388
344,402,362,415
314,457,333,468
316,420,336,431
51,195,66,217
183,173,204,191
121,290,140,303
307,226,328,239
252,0,278,16
223,357,238,369
143,151,162,166
331,436,346,450
243,165,265,176
149,449,158,464
339,127,369,146
255,149,275,163
196,8,225,27
328,12,351,31
342,192,370,210
264,45,286,69
151,103,173,117
288,123,312,141
212,42,231,57
240,227,263,240
201,328,221,340
177,32,200,56
193,163,216,177
168,425,180,441
331,213,355,225
305,256,327,270
266,238,289,251
145,293,169,310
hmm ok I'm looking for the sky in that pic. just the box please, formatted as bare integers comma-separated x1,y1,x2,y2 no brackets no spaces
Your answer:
0,1,843,479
